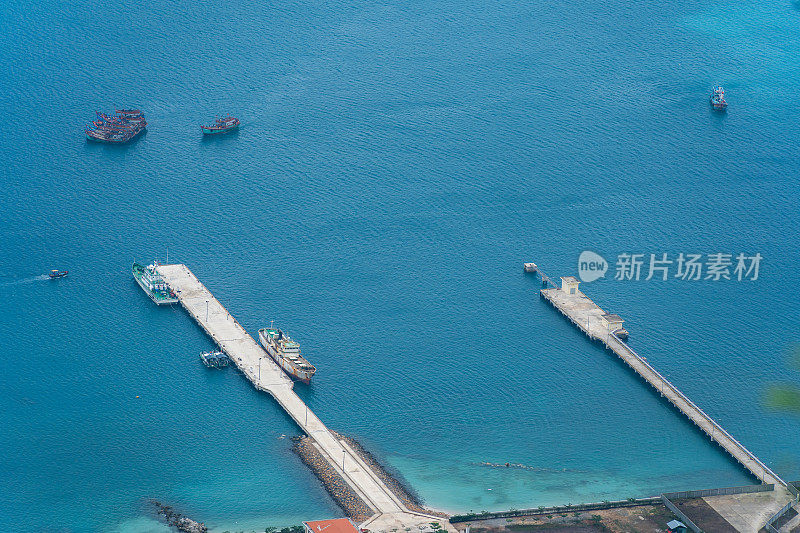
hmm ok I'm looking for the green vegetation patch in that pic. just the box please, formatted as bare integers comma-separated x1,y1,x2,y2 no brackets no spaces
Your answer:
765,385,800,414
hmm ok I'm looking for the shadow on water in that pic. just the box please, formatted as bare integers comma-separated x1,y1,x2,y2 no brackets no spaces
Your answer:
82,129,148,152
709,106,728,123
199,127,241,145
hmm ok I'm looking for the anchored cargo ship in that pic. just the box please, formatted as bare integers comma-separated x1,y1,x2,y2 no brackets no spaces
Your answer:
201,115,240,135
132,261,179,304
258,325,316,383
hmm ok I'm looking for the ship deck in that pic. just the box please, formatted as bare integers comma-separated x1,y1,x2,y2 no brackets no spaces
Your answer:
259,329,316,371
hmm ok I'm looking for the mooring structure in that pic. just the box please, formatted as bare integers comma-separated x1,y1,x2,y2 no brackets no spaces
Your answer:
154,263,447,533
530,265,788,489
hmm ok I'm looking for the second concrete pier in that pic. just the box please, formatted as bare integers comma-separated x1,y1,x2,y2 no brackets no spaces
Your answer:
539,274,786,489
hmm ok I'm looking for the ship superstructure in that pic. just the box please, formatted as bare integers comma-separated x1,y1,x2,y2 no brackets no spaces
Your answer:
710,86,728,110
201,115,240,135
132,261,178,304
258,326,316,383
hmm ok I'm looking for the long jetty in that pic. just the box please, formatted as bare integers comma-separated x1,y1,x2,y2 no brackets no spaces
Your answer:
534,267,787,489
155,264,446,532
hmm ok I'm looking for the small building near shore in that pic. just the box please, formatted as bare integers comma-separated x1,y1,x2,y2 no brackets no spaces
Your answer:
666,519,687,533
560,276,581,295
303,518,360,533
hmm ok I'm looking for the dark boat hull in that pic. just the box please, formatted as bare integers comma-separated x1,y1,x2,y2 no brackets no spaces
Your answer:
86,127,146,143
201,124,239,135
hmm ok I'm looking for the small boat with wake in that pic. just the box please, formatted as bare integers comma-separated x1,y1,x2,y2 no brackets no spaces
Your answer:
49,269,68,279
710,86,728,111
201,115,240,135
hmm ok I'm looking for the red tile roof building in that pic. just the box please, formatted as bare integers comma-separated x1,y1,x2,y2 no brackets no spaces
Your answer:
303,518,361,533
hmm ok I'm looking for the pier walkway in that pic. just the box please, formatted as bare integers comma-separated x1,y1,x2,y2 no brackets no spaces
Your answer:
156,264,446,532
538,279,786,489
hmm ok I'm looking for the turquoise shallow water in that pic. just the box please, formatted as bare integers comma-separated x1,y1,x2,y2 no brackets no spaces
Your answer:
1,0,799,531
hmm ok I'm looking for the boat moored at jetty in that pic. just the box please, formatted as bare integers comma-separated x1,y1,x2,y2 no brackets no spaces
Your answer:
200,350,230,368
710,86,728,110
85,109,147,143
201,115,240,135
49,269,68,279
132,261,179,304
258,325,316,383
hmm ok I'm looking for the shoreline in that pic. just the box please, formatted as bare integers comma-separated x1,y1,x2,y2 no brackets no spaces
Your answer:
334,432,449,519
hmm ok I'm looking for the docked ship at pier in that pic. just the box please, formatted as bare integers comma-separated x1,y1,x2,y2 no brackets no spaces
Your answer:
258,325,316,383
85,109,147,143
132,261,179,304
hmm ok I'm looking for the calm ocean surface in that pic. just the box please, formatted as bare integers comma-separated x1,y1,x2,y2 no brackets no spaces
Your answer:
1,0,799,531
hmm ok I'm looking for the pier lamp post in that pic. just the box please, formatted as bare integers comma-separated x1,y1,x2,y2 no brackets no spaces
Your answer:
206,300,209,321
258,357,262,382
342,450,346,471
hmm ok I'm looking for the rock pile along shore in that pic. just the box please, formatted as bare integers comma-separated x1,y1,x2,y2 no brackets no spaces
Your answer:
291,436,375,521
152,500,208,533
333,432,447,518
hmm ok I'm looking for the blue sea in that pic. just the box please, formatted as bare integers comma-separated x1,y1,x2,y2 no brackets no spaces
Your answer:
1,0,799,531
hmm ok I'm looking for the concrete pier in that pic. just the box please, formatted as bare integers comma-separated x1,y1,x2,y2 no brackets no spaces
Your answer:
538,276,787,489
155,264,447,532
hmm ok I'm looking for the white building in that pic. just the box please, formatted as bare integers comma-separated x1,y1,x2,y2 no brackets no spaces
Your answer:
560,276,581,295
600,313,624,333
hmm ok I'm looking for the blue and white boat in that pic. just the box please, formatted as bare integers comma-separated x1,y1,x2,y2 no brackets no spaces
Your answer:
710,86,728,110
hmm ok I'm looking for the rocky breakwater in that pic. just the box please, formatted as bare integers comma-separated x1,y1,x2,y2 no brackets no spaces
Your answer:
291,436,374,521
152,500,208,533
334,432,447,518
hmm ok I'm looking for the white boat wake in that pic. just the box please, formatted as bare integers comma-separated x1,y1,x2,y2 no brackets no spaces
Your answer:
0,274,51,287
